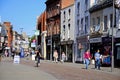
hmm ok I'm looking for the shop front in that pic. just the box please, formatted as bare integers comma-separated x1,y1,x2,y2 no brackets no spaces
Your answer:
90,37,112,66
76,36,88,63
60,40,73,62
115,38,120,67
89,37,102,59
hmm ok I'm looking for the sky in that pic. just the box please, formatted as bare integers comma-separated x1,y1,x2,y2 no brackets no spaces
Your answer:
0,0,46,37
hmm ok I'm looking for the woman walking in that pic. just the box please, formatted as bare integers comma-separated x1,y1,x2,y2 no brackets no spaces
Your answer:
84,50,91,69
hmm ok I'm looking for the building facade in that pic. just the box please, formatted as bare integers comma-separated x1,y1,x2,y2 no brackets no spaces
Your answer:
37,11,47,59
0,23,7,54
60,0,75,62
3,22,13,48
74,0,91,63
45,0,61,60
89,0,120,67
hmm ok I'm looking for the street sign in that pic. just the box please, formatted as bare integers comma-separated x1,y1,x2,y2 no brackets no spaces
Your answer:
34,30,40,36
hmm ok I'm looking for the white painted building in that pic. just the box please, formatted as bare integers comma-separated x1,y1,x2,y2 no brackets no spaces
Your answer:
74,0,91,63
60,3,75,62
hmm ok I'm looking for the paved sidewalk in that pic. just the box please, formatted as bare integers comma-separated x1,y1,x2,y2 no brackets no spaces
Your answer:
0,60,58,80
42,60,120,76
20,56,120,76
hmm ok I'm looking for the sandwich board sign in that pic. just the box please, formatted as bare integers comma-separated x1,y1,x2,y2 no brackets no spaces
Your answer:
14,55,20,64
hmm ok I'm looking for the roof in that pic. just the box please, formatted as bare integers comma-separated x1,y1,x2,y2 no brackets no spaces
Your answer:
61,0,74,9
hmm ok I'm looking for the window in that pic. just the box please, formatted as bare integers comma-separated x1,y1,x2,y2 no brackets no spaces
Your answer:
81,18,83,33
85,16,88,33
85,0,88,11
68,24,70,39
68,9,71,20
77,20,80,35
92,18,95,26
104,16,108,31
77,2,80,15
110,14,113,28
63,11,66,22
97,17,100,25
63,25,65,39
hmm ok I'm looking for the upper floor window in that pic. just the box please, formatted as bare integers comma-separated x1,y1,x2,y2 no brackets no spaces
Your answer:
97,17,100,25
68,24,70,39
104,16,108,31
77,19,80,35
110,14,113,28
85,0,88,11
68,9,71,20
85,16,88,33
77,2,80,15
63,11,66,22
63,25,65,39
92,18,95,26
81,18,83,32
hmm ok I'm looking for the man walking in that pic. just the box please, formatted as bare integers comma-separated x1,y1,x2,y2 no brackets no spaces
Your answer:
94,50,101,70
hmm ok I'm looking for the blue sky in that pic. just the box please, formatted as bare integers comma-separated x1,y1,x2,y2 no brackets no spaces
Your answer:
0,0,46,37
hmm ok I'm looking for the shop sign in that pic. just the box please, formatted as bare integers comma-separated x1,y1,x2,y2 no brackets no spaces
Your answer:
89,37,102,43
14,55,20,64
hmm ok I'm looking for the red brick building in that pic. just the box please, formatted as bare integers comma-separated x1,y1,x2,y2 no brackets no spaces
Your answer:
45,0,61,60
3,22,13,47
37,11,47,45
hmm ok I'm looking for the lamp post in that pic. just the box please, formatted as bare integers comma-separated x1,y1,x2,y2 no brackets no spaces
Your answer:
111,0,115,72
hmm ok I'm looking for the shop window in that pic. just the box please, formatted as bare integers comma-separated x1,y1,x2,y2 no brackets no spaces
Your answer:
117,47,120,60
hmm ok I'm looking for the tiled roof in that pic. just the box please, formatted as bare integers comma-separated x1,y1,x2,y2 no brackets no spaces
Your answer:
61,0,74,9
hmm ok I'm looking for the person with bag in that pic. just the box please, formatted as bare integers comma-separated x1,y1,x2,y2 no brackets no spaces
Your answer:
84,49,91,69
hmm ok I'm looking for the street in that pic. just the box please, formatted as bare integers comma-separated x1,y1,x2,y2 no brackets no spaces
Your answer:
1,57,120,80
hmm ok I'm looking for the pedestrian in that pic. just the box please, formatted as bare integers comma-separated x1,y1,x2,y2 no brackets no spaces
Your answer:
84,49,91,69
61,52,66,63
53,50,58,63
94,49,101,70
35,49,41,67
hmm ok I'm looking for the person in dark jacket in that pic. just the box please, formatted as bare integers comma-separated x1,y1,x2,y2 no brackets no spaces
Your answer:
35,50,41,66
